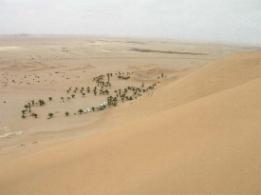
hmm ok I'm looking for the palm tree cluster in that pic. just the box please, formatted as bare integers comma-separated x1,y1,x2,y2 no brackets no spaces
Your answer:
116,71,133,79
107,96,118,107
109,83,157,105
21,99,46,119
65,71,134,99
93,74,112,88
20,71,161,120
117,75,130,80
65,85,93,99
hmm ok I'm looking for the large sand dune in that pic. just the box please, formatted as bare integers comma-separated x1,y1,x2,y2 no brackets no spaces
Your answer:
0,51,260,194
1,37,252,151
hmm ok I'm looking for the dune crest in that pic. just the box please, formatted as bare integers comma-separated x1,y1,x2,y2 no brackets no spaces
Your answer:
104,51,261,123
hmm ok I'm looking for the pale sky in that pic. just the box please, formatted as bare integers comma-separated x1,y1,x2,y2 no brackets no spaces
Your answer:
0,0,260,45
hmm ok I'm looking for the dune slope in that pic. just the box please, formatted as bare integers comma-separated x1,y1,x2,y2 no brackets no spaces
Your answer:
0,52,260,195
112,52,261,121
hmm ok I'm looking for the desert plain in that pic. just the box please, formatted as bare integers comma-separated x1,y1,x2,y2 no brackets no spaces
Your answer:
0,36,260,194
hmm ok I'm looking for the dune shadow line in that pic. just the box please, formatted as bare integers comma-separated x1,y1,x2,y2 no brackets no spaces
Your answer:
130,48,207,55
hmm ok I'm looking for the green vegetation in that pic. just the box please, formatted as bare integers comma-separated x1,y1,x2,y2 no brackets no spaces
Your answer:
48,113,54,119
20,71,163,120
78,109,84,115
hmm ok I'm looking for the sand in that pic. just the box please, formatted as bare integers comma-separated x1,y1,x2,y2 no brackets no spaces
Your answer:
0,36,260,194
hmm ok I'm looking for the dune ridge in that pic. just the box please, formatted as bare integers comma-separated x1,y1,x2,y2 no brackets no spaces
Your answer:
0,51,260,195
102,51,261,124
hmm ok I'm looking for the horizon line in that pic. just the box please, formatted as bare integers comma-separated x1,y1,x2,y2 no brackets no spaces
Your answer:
0,33,261,48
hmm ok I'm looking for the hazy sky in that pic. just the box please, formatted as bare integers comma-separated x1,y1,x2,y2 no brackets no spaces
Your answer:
0,0,260,45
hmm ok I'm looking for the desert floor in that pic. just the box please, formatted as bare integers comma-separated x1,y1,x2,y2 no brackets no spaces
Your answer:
0,36,260,194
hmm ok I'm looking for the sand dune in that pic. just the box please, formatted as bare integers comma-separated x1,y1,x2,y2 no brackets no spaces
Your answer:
0,52,260,194
103,51,261,123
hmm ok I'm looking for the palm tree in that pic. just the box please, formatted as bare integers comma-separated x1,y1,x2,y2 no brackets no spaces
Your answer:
87,86,90,93
48,97,53,101
78,109,84,114
25,103,31,113
32,113,38,118
65,111,70,117
24,104,28,111
107,96,114,106
113,97,118,106
106,73,110,82
94,86,97,96
39,99,45,106
48,113,54,119
21,115,26,119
